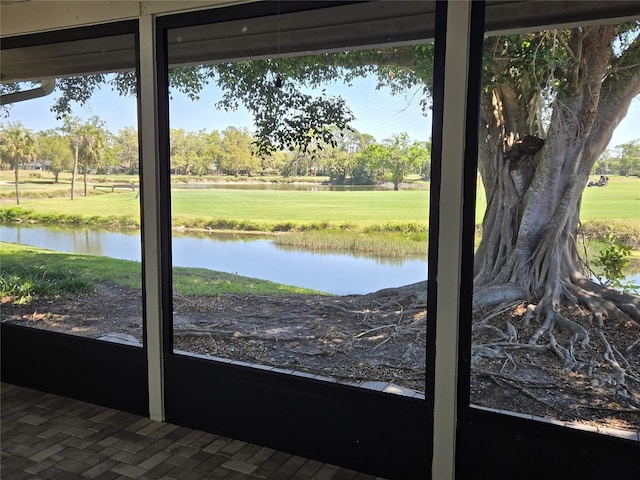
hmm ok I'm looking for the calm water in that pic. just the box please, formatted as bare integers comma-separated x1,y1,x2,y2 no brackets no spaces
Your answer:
3,224,638,295
0,225,426,295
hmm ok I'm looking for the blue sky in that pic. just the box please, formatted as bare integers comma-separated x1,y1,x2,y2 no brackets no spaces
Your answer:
170,76,433,143
2,75,433,144
2,76,638,149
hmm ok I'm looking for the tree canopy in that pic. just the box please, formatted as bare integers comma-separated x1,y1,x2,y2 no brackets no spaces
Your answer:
37,130,73,182
0,121,36,205
596,139,640,176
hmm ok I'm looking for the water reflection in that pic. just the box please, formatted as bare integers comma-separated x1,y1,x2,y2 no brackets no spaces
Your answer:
1,225,426,295
273,242,417,266
4,224,636,294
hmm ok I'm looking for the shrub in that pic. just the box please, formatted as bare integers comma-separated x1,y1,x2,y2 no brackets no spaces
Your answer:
593,228,639,294
0,207,31,222
580,220,640,249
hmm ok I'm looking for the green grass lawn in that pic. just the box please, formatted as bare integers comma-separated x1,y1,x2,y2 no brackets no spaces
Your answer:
4,190,143,218
580,176,640,221
0,242,323,300
1,185,431,227
1,173,638,228
1,175,638,299
171,189,429,225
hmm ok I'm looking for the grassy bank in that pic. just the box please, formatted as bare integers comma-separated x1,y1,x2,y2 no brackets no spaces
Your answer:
273,229,428,257
0,243,324,303
1,174,638,253
0,186,432,256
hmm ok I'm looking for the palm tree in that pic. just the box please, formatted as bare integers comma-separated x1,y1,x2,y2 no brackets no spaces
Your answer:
70,132,82,200
63,116,106,199
63,116,83,200
0,122,36,205
79,125,105,196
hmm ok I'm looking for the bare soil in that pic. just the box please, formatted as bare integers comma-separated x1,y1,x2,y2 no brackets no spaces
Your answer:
2,282,639,434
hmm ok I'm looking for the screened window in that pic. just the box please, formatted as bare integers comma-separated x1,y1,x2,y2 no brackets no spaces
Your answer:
0,32,143,347
469,19,640,439
165,2,436,396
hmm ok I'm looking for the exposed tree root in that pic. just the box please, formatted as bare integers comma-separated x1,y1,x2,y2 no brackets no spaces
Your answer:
364,280,428,306
174,328,220,338
471,278,640,424
475,371,569,416
477,301,523,325
529,309,589,349
173,275,639,429
173,287,428,360
571,274,640,322
627,337,640,352
472,283,527,312
592,312,628,388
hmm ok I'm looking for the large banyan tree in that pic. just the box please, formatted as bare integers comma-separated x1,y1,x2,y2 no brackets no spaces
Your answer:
194,24,640,377
473,25,640,329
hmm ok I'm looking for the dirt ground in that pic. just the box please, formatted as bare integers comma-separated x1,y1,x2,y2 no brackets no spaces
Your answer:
2,282,639,433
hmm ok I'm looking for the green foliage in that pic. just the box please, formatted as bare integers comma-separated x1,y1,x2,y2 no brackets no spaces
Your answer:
109,126,139,174
0,122,37,204
219,127,261,174
351,158,377,185
178,59,357,157
29,43,432,156
580,219,640,250
593,229,639,294
357,134,429,190
363,222,427,234
0,207,31,222
52,75,107,119
176,217,265,232
33,213,66,224
0,256,93,304
273,230,427,259
0,208,140,229
37,131,73,179
594,140,640,176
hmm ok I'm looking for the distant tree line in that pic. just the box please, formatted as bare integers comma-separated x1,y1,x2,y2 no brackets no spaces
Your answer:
1,118,431,197
593,140,640,177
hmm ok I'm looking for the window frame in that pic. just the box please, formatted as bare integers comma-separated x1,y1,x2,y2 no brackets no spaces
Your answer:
155,2,437,477
0,19,149,417
455,2,640,478
1,1,638,478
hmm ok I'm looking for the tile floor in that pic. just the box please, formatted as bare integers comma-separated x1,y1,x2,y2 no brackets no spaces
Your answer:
1,383,385,480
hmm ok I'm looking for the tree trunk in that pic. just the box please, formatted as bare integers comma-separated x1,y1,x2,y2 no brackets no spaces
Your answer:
474,25,640,324
13,158,20,206
83,159,88,197
71,144,78,200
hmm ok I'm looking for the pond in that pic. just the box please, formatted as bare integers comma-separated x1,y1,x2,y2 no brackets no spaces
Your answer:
2,224,638,295
0,225,426,295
